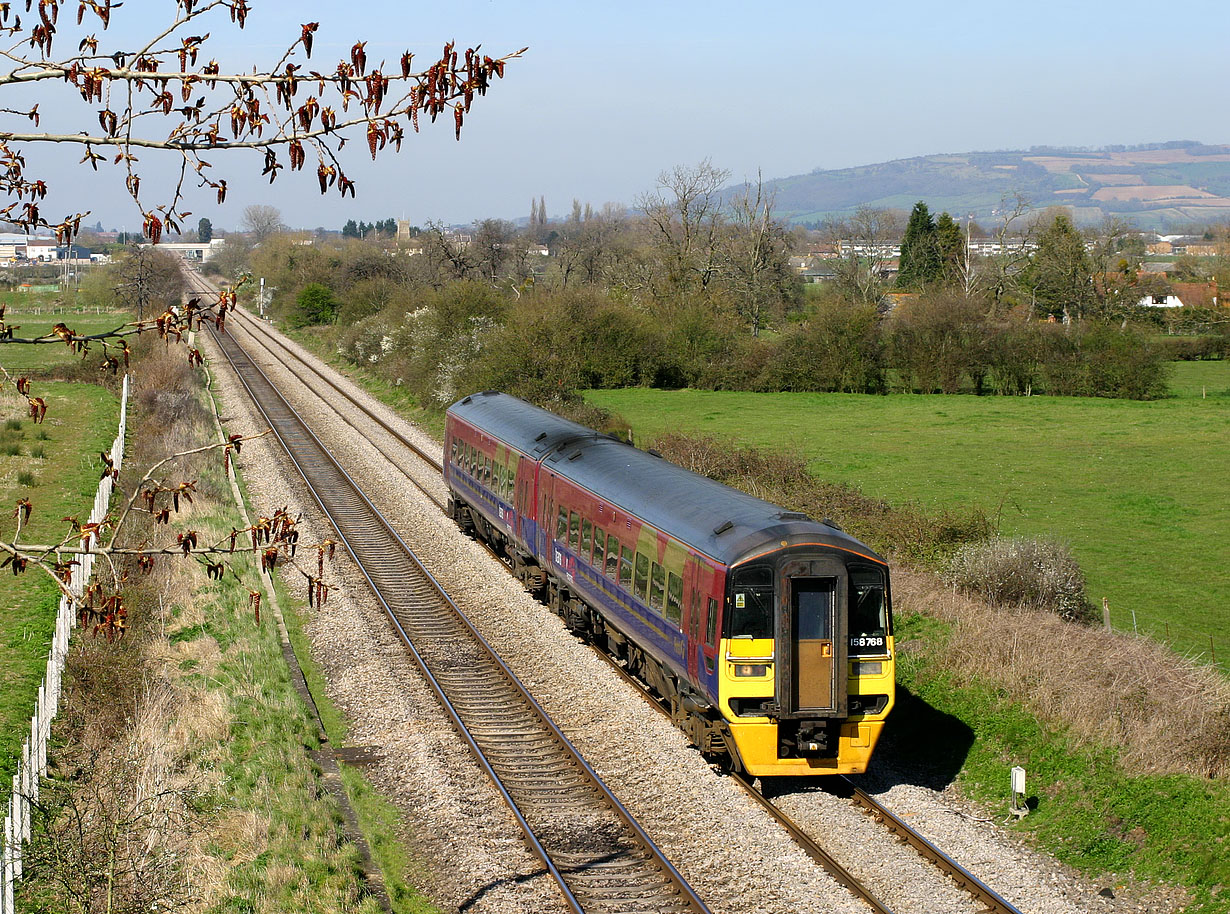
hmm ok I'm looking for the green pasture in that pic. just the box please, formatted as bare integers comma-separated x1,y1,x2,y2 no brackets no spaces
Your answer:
0,382,119,797
0,306,133,374
587,361,1229,665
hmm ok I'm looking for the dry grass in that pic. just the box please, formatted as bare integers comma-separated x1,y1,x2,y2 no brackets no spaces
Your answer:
896,569,1230,778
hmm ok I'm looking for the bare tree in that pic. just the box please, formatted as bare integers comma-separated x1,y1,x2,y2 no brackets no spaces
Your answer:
721,173,795,336
824,206,902,306
0,1,525,243
637,160,730,299
241,204,286,242
981,193,1036,309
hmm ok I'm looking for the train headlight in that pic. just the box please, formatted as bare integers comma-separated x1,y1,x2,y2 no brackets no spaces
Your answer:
853,661,883,677
734,663,768,678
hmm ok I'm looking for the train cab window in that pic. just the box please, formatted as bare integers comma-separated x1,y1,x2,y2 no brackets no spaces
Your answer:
581,520,592,561
450,440,458,464
706,597,719,648
620,545,634,588
605,536,620,578
729,565,774,640
634,553,649,601
849,565,890,655
568,512,581,550
666,572,683,626
556,506,568,540
649,562,666,611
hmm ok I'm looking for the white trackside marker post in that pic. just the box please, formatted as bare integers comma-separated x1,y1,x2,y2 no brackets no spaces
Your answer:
1011,766,1028,818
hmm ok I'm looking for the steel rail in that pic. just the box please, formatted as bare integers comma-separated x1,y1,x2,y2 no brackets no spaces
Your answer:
840,783,1026,914
216,300,447,510
190,269,443,474
205,322,710,914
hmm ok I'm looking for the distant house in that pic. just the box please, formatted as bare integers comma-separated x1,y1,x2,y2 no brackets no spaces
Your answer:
1137,281,1218,308
26,237,58,261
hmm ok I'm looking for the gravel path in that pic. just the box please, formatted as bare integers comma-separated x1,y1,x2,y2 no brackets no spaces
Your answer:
200,309,1186,914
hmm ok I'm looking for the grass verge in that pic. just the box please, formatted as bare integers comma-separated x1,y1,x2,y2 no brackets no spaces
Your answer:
0,382,117,804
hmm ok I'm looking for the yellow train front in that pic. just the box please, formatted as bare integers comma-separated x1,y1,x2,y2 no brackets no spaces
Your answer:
714,538,895,778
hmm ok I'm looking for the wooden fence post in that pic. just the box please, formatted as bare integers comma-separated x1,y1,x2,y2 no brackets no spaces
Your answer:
1102,597,1111,631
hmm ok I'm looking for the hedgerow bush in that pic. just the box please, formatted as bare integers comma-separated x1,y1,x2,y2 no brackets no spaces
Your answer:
944,535,1095,622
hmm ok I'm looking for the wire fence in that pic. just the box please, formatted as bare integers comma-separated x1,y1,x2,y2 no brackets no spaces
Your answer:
2,373,128,914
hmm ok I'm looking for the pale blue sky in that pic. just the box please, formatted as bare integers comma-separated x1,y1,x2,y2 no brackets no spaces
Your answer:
28,0,1230,231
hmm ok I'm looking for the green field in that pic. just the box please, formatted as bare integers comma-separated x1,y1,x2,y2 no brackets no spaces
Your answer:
0,305,134,374
587,361,1229,665
0,382,119,797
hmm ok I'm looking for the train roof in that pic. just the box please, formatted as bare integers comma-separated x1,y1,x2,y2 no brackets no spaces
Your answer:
448,391,886,568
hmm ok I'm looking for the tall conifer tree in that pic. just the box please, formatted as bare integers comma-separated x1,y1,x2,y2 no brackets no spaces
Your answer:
897,201,940,289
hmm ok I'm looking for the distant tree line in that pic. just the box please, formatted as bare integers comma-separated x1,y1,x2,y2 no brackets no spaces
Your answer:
209,172,1226,409
342,218,398,239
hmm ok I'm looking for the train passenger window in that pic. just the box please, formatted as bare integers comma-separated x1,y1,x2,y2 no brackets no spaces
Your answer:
469,447,478,476
450,440,458,464
634,553,649,601
729,565,774,639
605,536,620,578
666,572,683,626
581,520,592,560
649,563,665,611
556,506,568,540
849,565,890,655
568,512,581,550
594,529,607,568
706,598,719,647
620,545,633,588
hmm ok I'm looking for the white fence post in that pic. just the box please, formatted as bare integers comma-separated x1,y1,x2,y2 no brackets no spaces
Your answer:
0,373,130,908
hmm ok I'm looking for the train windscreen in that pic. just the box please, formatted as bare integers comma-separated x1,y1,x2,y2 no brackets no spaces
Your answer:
849,565,889,655
729,565,774,639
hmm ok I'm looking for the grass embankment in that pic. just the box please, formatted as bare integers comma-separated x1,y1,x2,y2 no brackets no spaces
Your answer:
0,383,118,804
587,361,1229,666
18,341,441,913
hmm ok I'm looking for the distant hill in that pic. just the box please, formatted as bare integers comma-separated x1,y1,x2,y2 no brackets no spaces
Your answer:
756,141,1230,230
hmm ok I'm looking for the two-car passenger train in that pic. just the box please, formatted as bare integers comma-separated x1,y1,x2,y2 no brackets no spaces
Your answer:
444,391,895,778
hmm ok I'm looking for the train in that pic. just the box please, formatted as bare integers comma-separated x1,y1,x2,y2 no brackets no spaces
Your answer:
444,391,895,778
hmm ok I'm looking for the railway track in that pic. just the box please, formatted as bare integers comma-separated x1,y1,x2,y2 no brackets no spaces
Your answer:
201,279,1027,914
204,318,711,914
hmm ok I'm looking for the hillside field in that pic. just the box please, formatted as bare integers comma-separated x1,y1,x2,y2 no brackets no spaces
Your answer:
586,361,1229,668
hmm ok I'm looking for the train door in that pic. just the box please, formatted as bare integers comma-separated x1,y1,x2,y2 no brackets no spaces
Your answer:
779,558,847,717
516,460,534,545
684,559,701,682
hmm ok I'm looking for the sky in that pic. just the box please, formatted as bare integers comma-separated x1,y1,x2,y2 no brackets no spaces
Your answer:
16,0,1230,233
